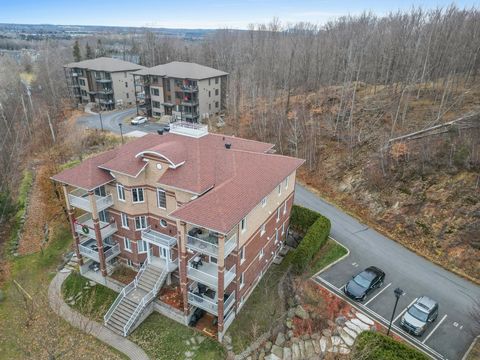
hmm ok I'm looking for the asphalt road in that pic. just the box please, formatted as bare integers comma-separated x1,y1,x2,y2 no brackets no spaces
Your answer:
77,108,480,359
295,184,480,360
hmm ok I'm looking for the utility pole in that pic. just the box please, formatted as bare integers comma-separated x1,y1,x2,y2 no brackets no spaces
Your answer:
99,111,104,131
387,287,404,336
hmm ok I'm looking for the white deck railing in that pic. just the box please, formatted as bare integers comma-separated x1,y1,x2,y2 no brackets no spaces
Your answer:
186,233,237,258
187,288,236,317
141,226,176,247
187,261,236,289
68,188,113,213
74,214,117,240
170,121,208,138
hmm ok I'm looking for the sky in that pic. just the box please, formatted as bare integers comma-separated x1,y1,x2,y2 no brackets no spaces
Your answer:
0,0,478,29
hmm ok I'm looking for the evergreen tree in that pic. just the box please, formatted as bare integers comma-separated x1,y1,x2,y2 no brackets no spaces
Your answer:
72,40,81,61
96,39,106,57
85,42,93,59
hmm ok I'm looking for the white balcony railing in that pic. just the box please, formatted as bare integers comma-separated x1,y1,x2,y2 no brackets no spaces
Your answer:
186,233,237,258
141,226,177,248
68,188,113,213
187,289,236,317
187,261,236,290
78,242,120,262
170,121,208,138
75,213,117,241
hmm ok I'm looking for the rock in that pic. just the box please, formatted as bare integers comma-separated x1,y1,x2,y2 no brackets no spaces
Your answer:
287,308,296,319
299,341,306,358
190,336,197,345
291,337,300,343
258,350,266,360
330,346,339,353
351,318,371,331
339,346,351,354
294,305,309,320
291,343,300,360
301,334,310,341
185,339,191,346
60,268,71,273
339,329,354,347
327,319,335,328
283,347,292,360
311,333,320,340
312,339,320,354
286,319,293,329
356,313,374,326
345,321,362,334
321,329,332,337
343,327,357,339
304,340,315,357
320,337,327,353
89,281,96,286
271,345,283,359
265,341,273,352
331,336,343,346
265,354,281,360
287,330,294,339
287,297,296,308
196,335,205,344
335,315,347,326
275,332,286,346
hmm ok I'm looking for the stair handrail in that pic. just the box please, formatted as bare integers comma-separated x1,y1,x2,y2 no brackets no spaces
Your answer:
104,259,149,325
123,268,167,336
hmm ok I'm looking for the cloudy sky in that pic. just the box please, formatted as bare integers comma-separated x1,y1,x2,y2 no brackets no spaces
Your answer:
1,0,477,29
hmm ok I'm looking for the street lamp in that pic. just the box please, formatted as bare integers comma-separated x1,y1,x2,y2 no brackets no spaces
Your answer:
99,111,104,131
387,287,404,336
118,123,124,144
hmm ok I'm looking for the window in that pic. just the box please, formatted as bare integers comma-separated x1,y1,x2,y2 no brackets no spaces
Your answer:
240,217,247,232
208,79,211,86
79,79,85,86
209,103,211,110
240,272,245,288
283,201,287,214
126,259,133,267
152,100,161,108
138,239,148,253
215,101,219,108
134,216,147,230
215,77,219,84
116,184,125,201
259,248,264,259
124,72,127,78
282,223,285,235
121,213,129,229
125,81,128,87
124,237,132,252
277,184,281,196
275,228,279,243
132,188,144,203
160,219,168,228
126,93,129,99
284,177,289,189
260,223,266,236
215,89,219,96
98,210,108,223
276,207,281,222
240,247,246,263
261,196,267,207
151,88,159,96
157,188,167,209
210,256,218,264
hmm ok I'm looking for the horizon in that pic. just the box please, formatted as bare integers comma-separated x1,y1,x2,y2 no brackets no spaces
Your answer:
1,0,478,30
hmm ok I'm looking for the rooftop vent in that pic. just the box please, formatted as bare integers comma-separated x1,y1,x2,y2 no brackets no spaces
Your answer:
157,129,164,135
225,143,232,149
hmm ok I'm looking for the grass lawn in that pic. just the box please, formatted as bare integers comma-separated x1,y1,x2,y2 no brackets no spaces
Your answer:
0,224,126,360
62,272,225,360
130,312,225,360
467,338,480,360
307,238,348,277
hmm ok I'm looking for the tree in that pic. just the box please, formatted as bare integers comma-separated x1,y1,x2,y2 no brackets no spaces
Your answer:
72,40,81,62
85,42,93,59
96,39,106,57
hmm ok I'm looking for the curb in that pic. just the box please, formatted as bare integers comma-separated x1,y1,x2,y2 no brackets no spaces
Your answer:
311,236,350,278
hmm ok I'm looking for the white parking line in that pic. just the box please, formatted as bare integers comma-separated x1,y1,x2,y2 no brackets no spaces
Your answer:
423,314,448,344
394,297,418,323
364,282,392,305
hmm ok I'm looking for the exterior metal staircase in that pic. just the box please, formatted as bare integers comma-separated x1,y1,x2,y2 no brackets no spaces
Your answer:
104,259,167,336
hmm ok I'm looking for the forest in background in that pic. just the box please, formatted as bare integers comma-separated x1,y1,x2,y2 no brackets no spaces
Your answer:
0,5,479,279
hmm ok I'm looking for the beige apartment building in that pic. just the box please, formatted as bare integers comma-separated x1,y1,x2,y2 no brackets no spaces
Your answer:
52,122,303,340
132,61,228,122
64,57,144,110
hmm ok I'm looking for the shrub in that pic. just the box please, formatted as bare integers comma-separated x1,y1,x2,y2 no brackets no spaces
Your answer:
290,205,331,274
353,331,429,360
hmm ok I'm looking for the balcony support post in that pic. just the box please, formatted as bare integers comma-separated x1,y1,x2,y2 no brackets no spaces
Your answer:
217,235,225,341
178,221,189,316
63,185,84,266
89,190,107,277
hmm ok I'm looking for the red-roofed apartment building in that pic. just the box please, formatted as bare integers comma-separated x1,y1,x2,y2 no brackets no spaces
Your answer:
52,122,304,340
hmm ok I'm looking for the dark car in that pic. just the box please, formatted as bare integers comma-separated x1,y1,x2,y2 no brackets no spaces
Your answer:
401,296,438,336
344,266,385,301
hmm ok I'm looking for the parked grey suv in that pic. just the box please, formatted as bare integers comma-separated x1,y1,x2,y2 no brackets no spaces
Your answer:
401,296,438,336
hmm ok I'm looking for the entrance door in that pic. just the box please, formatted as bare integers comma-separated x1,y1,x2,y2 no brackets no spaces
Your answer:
159,246,170,260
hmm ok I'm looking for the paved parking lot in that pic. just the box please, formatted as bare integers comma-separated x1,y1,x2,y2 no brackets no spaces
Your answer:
313,249,474,360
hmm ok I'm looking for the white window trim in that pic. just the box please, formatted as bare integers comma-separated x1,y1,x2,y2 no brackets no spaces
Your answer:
240,247,246,264
137,239,148,254
134,216,147,230
276,207,281,222
260,223,266,237
277,184,281,196
121,213,129,229
285,177,289,189
240,272,245,289
124,237,132,252
160,219,168,228
157,188,167,209
117,184,126,202
275,228,279,244
283,201,287,215
282,223,285,235
259,248,264,259
240,217,247,233
261,196,267,207
132,187,145,203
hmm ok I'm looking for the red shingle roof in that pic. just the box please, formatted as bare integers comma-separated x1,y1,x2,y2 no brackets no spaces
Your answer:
52,131,303,232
